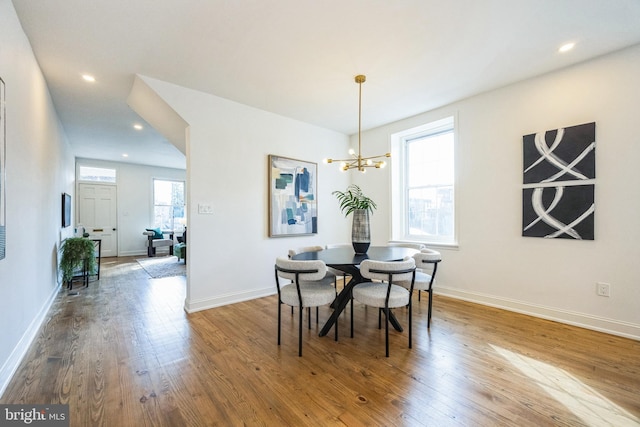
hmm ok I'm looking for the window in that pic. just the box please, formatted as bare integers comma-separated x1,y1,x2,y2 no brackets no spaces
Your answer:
391,116,456,246
153,179,185,231
78,166,116,183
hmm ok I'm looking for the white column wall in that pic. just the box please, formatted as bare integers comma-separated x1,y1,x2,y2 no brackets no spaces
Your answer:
353,45,640,339
138,76,350,311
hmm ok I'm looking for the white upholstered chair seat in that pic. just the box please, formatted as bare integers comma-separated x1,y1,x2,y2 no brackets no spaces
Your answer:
397,270,432,291
279,282,337,307
352,283,410,308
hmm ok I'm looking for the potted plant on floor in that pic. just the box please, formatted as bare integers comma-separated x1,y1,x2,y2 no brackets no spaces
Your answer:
60,237,97,288
332,184,377,254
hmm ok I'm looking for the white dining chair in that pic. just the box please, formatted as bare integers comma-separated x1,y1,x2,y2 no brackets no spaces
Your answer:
396,248,441,328
288,246,339,320
275,257,337,356
351,258,416,357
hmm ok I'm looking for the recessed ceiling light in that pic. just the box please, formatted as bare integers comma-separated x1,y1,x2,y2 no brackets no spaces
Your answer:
559,42,575,53
122,153,129,158
82,74,96,82
133,124,143,130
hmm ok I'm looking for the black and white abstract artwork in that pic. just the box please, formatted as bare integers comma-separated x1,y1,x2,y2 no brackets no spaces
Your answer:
522,122,595,240
522,185,594,240
523,122,595,184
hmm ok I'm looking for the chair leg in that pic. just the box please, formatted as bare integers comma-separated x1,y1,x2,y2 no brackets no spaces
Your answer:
350,297,354,338
384,306,390,357
308,307,311,329
277,302,282,346
427,290,433,328
409,300,413,349
299,305,303,357
316,307,319,325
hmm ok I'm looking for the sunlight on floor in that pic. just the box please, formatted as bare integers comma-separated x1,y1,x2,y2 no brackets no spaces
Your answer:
491,345,640,427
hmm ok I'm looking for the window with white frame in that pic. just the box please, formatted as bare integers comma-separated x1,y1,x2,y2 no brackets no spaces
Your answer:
78,166,116,183
153,179,186,231
391,116,456,245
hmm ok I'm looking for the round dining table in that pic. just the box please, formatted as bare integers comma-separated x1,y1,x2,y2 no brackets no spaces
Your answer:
291,245,418,337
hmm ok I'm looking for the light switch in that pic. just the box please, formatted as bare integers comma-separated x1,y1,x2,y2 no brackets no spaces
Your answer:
198,203,214,214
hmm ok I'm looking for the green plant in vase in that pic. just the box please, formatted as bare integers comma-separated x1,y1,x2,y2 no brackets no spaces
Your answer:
332,184,376,254
60,237,97,287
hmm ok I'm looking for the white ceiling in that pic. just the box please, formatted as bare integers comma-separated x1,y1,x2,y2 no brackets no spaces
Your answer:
11,0,640,170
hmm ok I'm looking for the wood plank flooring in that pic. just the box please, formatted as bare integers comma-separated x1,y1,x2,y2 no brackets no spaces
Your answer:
2,256,639,426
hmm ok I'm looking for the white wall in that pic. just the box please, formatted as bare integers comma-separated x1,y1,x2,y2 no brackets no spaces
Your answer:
75,158,186,256
353,45,640,339
0,0,76,394
137,76,351,312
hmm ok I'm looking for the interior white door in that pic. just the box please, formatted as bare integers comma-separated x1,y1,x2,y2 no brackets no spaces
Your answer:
78,183,117,257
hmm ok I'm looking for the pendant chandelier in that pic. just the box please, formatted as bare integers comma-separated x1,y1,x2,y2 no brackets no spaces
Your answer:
324,75,390,172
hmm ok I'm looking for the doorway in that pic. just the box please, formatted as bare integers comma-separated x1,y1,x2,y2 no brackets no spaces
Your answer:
78,183,118,257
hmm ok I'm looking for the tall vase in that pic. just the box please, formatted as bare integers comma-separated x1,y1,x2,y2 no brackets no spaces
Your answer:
352,209,371,254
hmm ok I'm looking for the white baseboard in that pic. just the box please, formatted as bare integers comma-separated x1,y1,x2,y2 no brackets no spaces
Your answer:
118,250,154,257
184,287,276,313
436,286,640,341
0,284,59,398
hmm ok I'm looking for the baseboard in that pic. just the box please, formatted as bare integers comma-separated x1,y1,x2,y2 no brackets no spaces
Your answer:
0,284,59,398
184,287,276,313
119,250,154,257
436,286,640,341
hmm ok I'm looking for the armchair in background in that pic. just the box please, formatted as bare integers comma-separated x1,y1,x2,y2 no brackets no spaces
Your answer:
175,227,187,262
143,228,174,257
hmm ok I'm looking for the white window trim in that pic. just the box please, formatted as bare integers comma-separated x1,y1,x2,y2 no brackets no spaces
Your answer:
152,178,186,232
390,114,459,248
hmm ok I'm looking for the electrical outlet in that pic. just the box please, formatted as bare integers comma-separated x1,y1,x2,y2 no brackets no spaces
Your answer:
596,282,611,297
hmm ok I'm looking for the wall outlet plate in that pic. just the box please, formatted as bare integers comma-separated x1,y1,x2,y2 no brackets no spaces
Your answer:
596,282,611,297
198,203,213,214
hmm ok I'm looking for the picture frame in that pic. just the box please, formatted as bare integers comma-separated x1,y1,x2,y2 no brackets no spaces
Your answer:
268,155,317,237
0,77,6,259
62,192,71,228
522,122,596,240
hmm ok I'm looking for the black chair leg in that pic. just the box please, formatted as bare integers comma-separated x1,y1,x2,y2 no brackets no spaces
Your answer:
384,307,390,357
277,303,282,345
350,297,354,338
408,301,413,349
299,305,303,357
427,290,433,328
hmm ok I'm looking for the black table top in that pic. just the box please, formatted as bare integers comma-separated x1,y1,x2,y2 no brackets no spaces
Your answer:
290,246,418,267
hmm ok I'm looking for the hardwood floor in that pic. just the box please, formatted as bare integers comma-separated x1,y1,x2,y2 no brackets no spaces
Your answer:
2,256,639,426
